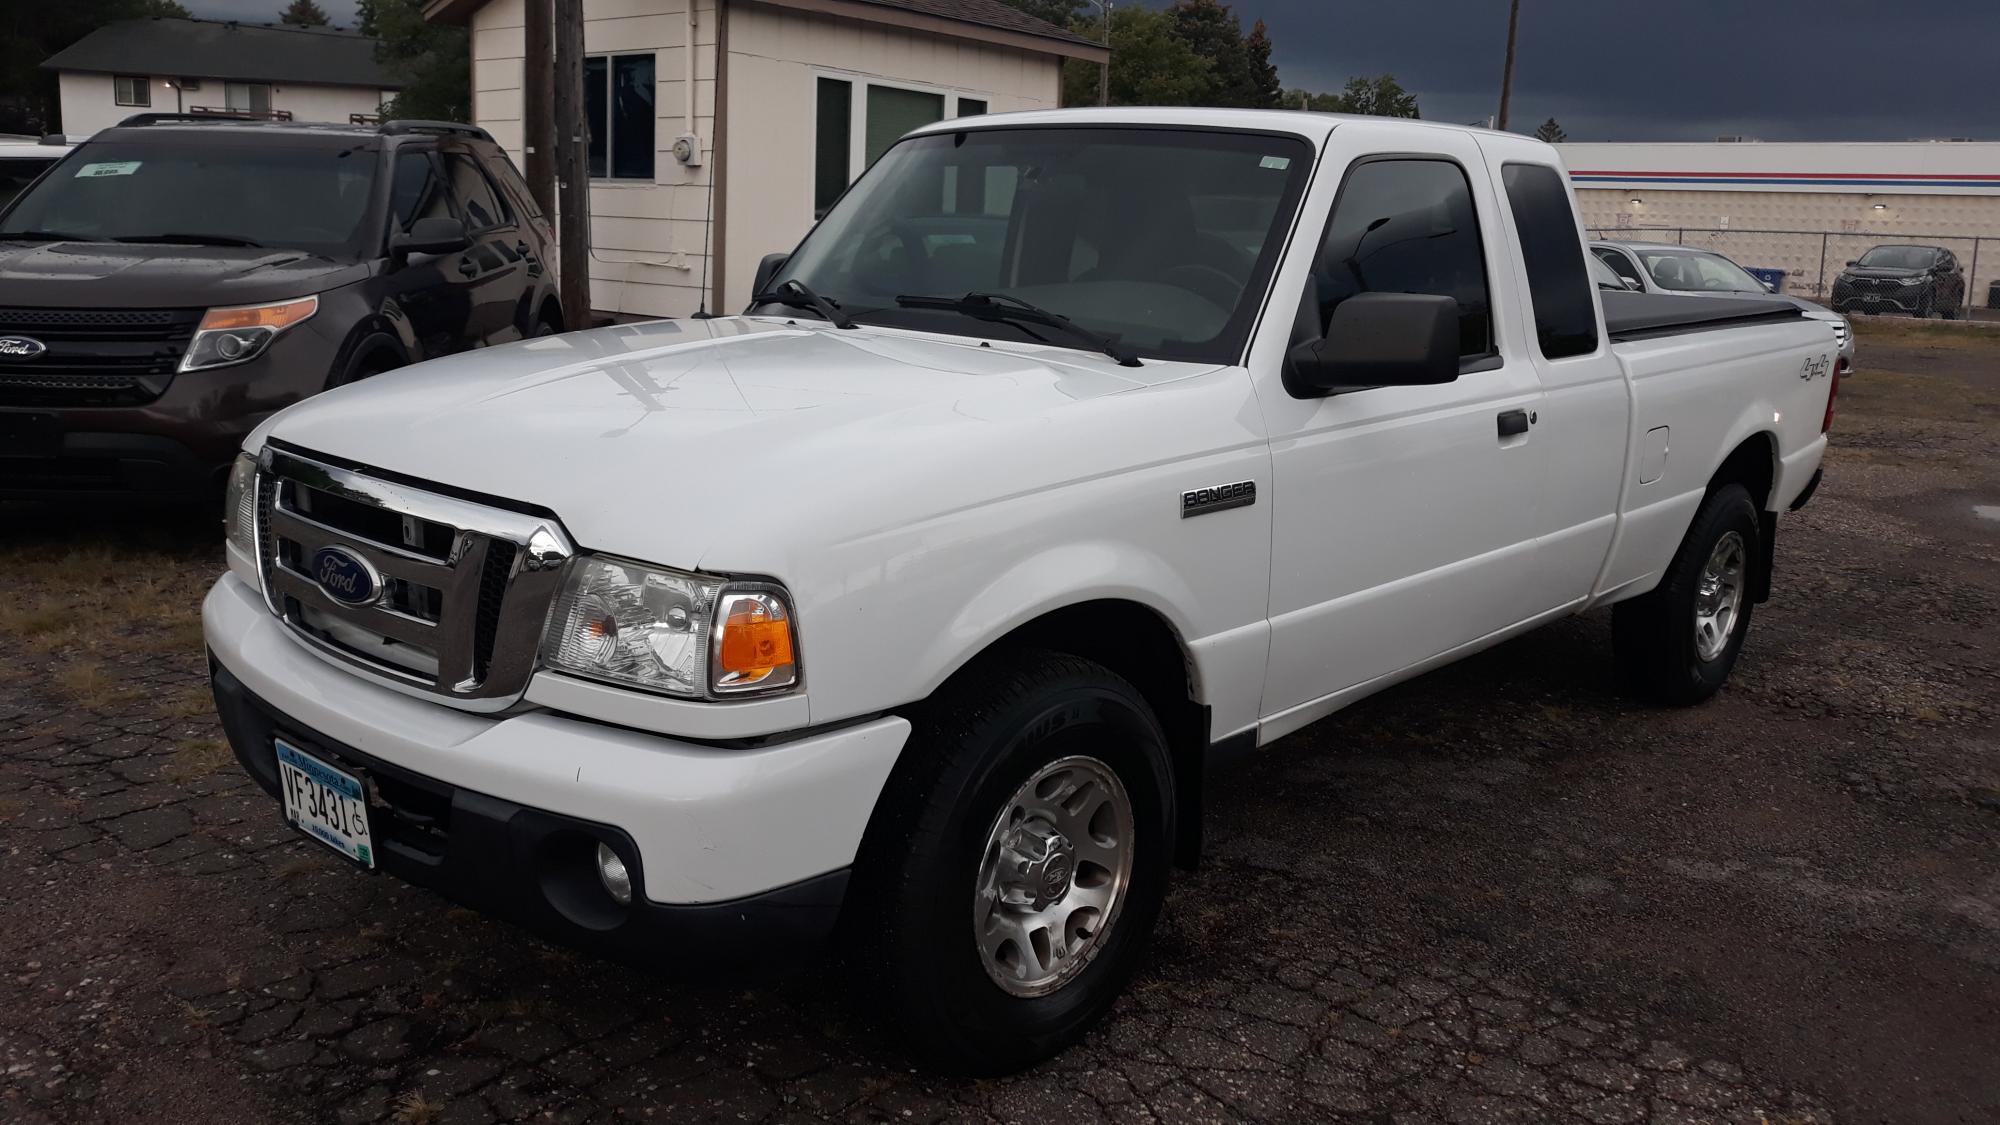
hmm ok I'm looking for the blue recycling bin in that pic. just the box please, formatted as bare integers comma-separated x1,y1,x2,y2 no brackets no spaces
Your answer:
1743,267,1785,294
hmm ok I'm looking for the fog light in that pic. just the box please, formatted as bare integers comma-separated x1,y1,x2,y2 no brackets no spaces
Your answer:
596,842,632,905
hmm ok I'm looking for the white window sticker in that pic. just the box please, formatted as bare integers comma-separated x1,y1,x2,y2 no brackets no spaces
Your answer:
1260,155,1291,170
75,161,143,178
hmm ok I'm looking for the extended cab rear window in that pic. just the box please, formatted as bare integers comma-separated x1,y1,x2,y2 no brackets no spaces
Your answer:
1501,162,1598,359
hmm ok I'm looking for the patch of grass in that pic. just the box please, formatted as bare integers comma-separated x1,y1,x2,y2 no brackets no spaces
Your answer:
274,856,323,880
163,738,233,783
159,688,217,722
392,1091,445,1125
1849,316,2000,346
54,660,141,708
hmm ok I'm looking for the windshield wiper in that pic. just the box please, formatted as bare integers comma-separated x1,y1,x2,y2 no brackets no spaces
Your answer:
113,232,264,248
894,291,1141,367
750,278,855,329
0,230,98,243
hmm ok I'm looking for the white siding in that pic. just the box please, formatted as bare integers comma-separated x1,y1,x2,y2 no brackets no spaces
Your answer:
473,0,721,320
721,1,1062,311
57,71,390,136
470,0,1065,319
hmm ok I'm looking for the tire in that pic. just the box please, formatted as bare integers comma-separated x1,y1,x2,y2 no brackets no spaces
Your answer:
329,352,395,390
1613,483,1761,706
1916,289,1935,319
851,650,1175,1075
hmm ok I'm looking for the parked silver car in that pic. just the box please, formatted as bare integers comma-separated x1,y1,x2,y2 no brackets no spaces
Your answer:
1592,240,1855,373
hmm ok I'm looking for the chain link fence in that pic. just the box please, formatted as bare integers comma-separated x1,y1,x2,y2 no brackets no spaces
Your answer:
1585,226,2000,321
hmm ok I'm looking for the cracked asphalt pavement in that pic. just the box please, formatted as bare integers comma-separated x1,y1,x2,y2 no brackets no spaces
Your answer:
2,322,1996,1124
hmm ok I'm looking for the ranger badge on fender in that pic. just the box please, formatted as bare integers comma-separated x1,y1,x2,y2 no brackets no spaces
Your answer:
1181,480,1256,518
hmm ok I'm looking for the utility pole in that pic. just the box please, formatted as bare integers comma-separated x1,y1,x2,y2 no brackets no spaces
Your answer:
522,0,555,216
1496,0,1520,131
1098,0,1111,108
552,0,591,328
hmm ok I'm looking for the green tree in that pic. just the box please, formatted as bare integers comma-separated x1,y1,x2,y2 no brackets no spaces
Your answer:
1167,0,1279,108
361,0,470,122
1295,74,1420,118
281,0,331,27
1534,117,1567,142
1061,6,1211,108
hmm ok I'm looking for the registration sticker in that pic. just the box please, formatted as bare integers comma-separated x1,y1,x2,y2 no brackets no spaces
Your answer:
75,161,143,178
1259,155,1291,170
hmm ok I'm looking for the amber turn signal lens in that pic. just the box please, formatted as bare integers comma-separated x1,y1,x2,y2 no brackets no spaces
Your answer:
197,295,319,332
714,592,796,690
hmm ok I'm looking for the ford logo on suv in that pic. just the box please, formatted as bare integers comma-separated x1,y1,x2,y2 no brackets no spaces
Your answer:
311,546,381,607
0,336,48,360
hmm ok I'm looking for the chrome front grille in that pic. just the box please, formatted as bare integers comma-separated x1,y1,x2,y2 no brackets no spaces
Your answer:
255,446,573,710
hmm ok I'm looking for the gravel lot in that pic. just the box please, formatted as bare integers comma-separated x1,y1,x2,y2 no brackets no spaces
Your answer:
3,320,1996,1125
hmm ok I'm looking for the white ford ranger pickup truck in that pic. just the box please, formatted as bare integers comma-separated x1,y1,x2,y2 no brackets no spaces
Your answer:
203,109,1835,1073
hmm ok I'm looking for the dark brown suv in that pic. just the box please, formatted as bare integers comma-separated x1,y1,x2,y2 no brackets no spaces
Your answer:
0,115,561,500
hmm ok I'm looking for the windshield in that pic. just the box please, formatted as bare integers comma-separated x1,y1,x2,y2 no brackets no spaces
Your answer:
0,140,379,255
771,126,1314,364
1637,249,1769,293
1857,245,1937,270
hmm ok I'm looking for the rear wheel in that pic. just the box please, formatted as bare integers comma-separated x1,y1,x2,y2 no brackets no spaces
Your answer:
1613,484,1761,705
852,651,1174,1075
1916,288,1936,319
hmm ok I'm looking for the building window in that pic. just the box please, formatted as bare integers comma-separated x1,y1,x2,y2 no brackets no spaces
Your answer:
812,77,988,218
114,75,151,107
224,82,272,113
814,77,852,218
585,53,655,181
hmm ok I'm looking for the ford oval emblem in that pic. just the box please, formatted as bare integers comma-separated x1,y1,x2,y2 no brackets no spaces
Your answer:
0,335,48,361
311,546,381,607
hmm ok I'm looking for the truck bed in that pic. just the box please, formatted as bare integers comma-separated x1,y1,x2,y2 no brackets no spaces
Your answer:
1601,290,1805,341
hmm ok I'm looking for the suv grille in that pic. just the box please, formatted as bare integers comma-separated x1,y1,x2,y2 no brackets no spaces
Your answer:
254,446,573,708
0,306,202,406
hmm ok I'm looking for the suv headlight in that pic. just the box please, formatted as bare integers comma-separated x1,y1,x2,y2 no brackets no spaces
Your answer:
540,557,800,699
182,296,318,372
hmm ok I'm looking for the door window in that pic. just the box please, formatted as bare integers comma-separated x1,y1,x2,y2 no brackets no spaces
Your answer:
1501,162,1597,359
445,153,509,231
388,150,451,232
1312,157,1492,362
1593,248,1645,288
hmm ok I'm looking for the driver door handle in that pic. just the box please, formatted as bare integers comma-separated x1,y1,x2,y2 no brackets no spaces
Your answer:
1497,409,1531,438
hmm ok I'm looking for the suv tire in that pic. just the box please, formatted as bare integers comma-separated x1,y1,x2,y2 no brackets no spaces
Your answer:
852,650,1174,1075
1613,483,1761,706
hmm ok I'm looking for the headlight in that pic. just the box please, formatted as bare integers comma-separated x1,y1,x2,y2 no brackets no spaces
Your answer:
539,557,800,699
181,296,318,372
223,452,258,558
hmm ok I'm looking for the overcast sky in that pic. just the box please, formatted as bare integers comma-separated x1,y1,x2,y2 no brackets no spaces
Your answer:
185,0,2000,142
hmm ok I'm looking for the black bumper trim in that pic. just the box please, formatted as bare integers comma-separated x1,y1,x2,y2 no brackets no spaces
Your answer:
208,656,849,966
1789,467,1823,512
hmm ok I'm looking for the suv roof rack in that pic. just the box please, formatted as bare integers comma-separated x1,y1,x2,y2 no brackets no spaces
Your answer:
117,112,258,127
378,120,493,142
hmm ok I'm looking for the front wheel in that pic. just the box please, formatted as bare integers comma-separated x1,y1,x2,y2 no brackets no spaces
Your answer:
1613,483,1762,705
852,651,1174,1075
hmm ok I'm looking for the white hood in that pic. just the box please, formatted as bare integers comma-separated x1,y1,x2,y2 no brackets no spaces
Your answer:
251,316,1231,571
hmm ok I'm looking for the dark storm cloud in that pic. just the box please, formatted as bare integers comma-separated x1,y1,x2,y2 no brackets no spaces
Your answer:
1233,0,2000,140
187,0,363,26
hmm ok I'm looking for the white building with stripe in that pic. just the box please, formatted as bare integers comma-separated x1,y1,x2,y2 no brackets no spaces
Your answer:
1560,141,2000,307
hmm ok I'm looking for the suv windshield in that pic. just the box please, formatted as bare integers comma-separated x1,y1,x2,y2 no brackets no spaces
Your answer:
770,126,1314,364
1636,249,1769,294
1856,245,1937,270
0,139,378,255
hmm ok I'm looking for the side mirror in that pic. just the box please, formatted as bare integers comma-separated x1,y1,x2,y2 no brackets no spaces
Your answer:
1624,276,1644,291
1284,292,1461,398
752,252,789,297
391,216,471,256
1845,260,1858,268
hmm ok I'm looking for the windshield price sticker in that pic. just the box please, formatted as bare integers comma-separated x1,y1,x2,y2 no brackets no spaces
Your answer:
75,161,143,178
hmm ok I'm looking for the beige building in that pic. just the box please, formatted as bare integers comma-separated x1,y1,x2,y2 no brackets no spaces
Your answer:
43,18,400,137
1561,141,2000,306
426,0,1105,319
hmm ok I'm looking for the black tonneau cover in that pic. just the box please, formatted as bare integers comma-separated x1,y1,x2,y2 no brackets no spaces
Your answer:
1602,290,1805,341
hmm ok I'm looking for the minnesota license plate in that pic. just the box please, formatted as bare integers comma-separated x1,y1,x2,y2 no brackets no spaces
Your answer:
275,738,375,868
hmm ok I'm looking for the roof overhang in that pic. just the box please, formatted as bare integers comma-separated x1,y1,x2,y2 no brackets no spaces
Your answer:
424,0,1107,62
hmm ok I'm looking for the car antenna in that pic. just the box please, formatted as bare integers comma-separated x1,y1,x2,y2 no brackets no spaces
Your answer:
690,151,717,319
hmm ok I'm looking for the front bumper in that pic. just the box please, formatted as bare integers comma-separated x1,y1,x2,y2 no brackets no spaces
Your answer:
203,572,910,957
